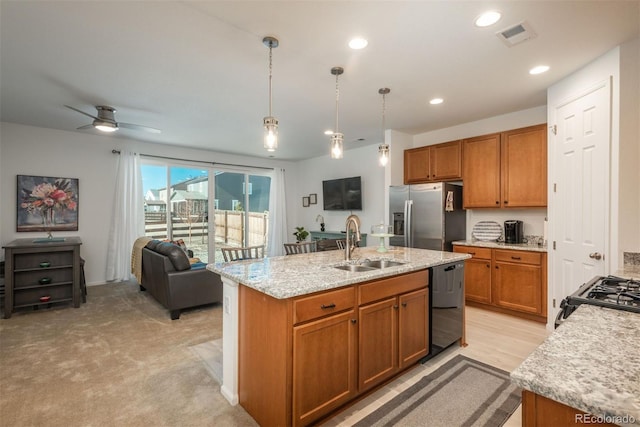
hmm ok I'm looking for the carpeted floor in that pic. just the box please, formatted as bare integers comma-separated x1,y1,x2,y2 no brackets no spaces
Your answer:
353,355,521,427
0,281,257,427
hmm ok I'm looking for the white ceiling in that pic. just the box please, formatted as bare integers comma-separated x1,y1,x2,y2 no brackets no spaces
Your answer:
1,1,638,161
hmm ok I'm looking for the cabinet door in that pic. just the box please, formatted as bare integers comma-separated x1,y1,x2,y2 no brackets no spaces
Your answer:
464,258,492,304
358,297,397,392
430,140,462,181
398,288,429,368
293,310,357,426
404,147,430,184
501,124,547,207
462,133,501,208
492,261,542,315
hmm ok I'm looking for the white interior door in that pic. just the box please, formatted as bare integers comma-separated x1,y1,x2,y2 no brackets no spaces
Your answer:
551,79,611,316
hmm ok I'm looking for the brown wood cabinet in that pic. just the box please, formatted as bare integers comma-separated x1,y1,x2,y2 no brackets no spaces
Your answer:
238,269,429,427
455,246,492,304
522,390,618,426
358,286,428,393
462,124,547,208
404,140,462,184
453,245,547,322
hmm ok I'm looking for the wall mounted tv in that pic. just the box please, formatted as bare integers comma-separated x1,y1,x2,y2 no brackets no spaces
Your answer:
322,176,362,211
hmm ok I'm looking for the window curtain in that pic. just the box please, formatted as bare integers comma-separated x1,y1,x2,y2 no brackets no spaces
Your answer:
106,151,144,281
267,168,287,257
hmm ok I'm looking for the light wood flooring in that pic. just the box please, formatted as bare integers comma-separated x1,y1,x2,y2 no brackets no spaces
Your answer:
320,305,550,426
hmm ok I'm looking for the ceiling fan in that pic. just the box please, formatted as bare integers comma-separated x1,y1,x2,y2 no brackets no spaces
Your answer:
64,105,161,134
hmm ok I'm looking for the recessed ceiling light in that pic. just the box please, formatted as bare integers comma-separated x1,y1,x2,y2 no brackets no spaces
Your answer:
324,130,334,135
529,65,550,75
429,98,444,105
475,11,502,27
348,38,368,49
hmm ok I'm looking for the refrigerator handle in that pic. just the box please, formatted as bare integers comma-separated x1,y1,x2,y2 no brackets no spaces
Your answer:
405,200,413,247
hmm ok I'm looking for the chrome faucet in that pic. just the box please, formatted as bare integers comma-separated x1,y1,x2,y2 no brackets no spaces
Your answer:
345,214,361,261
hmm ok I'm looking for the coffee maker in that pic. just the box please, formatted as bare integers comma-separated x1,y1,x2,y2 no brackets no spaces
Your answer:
504,220,524,244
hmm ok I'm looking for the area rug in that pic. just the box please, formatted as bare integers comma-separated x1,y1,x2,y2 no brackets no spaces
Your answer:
353,355,521,427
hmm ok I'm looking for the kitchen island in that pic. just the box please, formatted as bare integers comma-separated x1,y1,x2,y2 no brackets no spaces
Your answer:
511,304,640,426
208,246,470,427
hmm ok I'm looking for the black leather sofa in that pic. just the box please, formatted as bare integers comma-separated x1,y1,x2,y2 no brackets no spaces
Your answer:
141,240,222,319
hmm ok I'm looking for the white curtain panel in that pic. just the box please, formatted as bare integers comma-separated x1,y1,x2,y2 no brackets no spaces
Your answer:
106,151,144,281
267,168,287,257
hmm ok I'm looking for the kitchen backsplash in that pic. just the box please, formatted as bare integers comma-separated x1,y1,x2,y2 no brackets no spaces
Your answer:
623,252,640,266
465,208,547,241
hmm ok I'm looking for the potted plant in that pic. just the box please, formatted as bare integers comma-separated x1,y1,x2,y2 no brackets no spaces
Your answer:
293,226,309,242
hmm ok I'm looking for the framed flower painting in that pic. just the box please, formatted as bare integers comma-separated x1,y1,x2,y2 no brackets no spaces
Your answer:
17,175,79,232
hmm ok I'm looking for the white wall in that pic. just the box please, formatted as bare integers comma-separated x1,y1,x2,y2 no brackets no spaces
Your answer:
618,37,640,260
294,145,385,246
410,106,549,239
0,122,298,284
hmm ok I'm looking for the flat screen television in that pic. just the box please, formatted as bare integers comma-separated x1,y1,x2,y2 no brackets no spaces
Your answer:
322,176,362,211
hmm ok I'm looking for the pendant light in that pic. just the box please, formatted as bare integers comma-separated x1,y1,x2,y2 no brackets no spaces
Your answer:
330,66,344,159
378,88,390,166
263,36,279,152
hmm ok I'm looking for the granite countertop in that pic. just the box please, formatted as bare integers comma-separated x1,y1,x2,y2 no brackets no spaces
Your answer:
207,246,470,299
452,239,547,253
511,304,640,424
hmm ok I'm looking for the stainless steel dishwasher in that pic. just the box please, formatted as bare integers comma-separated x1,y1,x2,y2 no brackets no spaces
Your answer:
422,261,465,362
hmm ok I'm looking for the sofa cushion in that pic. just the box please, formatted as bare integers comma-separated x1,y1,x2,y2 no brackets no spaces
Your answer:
146,239,161,251
154,242,191,271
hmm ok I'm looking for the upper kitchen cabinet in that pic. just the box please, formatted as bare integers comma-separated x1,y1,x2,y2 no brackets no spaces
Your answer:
462,124,547,208
404,140,462,184
501,124,547,207
462,133,501,208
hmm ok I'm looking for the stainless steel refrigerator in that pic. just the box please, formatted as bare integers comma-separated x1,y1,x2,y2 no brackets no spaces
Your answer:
389,183,466,251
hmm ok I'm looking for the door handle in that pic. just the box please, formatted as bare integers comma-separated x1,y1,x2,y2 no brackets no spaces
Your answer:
589,252,603,260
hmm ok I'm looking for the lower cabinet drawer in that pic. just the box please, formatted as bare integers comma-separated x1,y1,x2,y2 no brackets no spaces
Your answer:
494,250,542,265
293,286,355,324
14,268,73,288
453,246,491,260
13,285,73,307
359,270,428,305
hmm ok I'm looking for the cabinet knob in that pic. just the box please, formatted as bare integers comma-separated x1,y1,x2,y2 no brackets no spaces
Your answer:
402,302,407,307
486,263,490,268
495,201,499,205
393,305,399,309
495,266,499,269
504,200,509,204
351,319,357,324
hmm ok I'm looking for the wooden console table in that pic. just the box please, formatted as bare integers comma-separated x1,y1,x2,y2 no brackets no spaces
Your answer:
2,237,82,318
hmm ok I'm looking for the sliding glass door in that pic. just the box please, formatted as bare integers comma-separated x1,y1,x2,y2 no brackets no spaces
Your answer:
142,161,270,263
212,172,270,262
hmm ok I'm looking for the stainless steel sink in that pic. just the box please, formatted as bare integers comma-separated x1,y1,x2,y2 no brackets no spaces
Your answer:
333,260,404,272
361,260,405,269
334,264,377,272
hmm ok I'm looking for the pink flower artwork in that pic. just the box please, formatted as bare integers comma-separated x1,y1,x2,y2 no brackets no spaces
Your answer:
17,175,79,232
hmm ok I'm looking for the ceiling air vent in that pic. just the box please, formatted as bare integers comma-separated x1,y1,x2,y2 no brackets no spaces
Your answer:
496,20,537,47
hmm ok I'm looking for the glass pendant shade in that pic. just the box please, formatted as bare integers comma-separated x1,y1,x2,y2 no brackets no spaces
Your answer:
377,88,391,166
330,66,344,159
378,143,389,166
330,132,344,159
263,36,279,152
263,116,278,151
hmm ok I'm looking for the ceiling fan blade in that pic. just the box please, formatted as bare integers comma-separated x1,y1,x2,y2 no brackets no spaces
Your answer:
76,124,94,130
65,105,99,120
119,122,162,134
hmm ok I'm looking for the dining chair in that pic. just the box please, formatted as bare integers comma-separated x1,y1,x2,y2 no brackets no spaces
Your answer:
284,241,317,255
221,245,265,262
